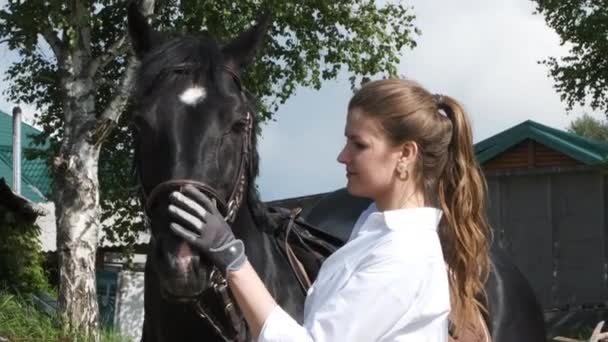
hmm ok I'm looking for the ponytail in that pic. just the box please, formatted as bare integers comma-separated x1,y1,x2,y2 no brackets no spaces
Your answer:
436,95,492,332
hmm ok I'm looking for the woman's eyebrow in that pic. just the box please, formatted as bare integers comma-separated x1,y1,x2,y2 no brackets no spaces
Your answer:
344,132,363,139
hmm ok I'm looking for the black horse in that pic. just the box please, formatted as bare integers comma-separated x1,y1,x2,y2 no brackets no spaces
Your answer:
127,3,547,341
128,5,305,341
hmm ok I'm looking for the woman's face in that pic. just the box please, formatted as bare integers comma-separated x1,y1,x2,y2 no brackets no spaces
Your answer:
337,108,402,200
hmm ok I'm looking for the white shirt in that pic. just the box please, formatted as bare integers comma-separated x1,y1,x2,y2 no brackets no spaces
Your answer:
258,203,450,342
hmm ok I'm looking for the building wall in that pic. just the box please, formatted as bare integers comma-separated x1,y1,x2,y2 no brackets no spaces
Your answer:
485,168,607,309
115,270,146,342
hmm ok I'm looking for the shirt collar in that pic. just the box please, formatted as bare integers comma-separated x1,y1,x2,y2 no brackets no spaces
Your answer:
361,203,443,233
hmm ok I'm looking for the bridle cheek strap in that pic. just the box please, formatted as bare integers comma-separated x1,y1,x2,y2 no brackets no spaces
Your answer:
142,111,252,224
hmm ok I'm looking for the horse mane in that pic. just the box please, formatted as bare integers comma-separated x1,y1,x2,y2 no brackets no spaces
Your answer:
131,32,273,230
241,90,274,230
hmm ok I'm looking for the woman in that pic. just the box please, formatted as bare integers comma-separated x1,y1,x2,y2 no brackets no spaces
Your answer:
168,79,491,341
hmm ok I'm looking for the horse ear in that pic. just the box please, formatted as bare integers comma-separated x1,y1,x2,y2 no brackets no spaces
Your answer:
127,0,160,58
222,12,272,71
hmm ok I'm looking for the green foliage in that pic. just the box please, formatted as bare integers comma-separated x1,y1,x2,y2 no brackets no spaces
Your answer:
567,113,608,143
532,1,608,115
0,0,419,253
0,291,129,342
0,208,49,294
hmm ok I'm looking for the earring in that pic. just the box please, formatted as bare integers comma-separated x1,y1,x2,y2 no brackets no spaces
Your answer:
396,162,409,181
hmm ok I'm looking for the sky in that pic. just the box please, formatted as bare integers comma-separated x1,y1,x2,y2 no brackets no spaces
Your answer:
254,0,605,200
0,1,604,201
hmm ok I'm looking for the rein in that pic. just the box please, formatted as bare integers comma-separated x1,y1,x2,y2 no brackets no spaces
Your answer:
137,64,252,342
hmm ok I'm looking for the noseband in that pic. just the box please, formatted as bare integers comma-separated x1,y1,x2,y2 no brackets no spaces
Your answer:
141,65,253,224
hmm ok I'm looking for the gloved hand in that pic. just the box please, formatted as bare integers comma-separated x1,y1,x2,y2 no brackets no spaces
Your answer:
168,185,246,274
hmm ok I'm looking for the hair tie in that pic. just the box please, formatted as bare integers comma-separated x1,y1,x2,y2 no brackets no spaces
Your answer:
433,94,444,105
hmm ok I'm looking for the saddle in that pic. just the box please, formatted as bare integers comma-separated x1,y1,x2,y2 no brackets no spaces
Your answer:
267,206,490,342
266,206,343,291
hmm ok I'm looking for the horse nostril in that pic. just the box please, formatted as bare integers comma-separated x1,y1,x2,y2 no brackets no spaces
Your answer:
177,241,193,259
174,242,194,274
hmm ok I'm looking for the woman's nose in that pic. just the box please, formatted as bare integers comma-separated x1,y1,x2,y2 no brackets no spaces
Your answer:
337,145,348,164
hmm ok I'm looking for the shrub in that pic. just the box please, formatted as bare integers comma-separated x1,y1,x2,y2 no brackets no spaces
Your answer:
0,207,50,294
0,290,129,342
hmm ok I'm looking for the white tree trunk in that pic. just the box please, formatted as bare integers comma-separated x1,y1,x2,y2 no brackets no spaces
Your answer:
47,2,155,339
54,75,101,340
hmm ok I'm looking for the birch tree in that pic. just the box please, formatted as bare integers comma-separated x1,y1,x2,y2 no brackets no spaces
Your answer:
0,0,155,338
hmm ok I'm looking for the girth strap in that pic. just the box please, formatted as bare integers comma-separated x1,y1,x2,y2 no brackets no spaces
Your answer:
283,208,313,292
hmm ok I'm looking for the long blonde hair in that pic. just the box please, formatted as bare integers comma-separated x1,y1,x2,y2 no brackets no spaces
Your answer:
348,79,491,333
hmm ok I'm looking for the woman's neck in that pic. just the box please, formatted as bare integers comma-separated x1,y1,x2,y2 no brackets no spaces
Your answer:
375,185,426,211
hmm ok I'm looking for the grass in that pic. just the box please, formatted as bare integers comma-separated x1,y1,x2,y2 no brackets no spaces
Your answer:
0,291,129,342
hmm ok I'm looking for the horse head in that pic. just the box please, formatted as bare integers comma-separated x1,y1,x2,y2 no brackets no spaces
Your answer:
127,2,270,301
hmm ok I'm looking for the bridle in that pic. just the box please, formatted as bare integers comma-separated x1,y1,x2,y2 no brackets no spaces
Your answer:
141,64,253,224
136,64,253,341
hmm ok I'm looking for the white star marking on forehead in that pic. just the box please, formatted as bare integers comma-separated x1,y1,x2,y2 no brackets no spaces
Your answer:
179,86,207,106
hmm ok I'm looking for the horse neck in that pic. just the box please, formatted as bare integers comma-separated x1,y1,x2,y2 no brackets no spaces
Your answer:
230,197,286,279
230,195,306,321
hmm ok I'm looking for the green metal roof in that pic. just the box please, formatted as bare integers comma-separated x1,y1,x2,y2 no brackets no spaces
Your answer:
475,120,608,166
0,110,51,202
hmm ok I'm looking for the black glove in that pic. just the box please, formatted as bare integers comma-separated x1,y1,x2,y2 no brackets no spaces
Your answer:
168,185,246,274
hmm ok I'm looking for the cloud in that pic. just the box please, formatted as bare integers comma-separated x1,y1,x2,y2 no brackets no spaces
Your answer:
398,0,582,141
